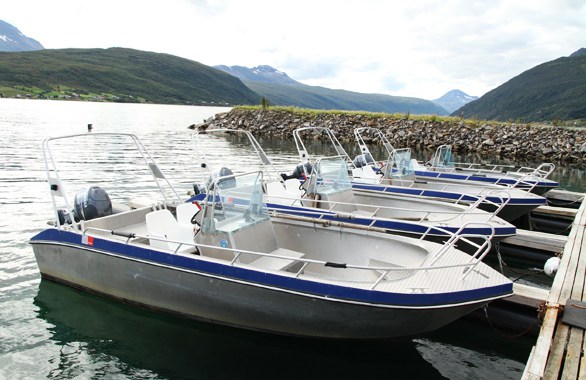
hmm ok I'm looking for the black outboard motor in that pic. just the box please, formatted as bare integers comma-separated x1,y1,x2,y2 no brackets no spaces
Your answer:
353,153,375,168
281,162,313,180
73,186,112,221
206,167,236,190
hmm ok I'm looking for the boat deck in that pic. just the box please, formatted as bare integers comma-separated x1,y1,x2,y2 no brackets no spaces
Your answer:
522,192,586,379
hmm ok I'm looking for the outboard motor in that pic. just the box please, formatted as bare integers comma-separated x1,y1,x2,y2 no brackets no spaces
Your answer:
353,155,367,168
206,167,235,190
73,186,112,221
353,153,375,168
280,162,313,180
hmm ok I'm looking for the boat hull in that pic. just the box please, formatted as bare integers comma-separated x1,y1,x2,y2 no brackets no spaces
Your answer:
351,181,546,222
31,232,502,339
413,170,558,196
189,194,516,241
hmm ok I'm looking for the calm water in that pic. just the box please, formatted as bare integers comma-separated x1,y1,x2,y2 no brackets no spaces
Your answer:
1,99,583,379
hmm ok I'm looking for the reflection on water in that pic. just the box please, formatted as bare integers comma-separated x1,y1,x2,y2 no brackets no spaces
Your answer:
0,99,580,379
34,280,529,380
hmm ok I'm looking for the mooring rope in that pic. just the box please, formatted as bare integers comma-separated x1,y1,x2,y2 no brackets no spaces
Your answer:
494,243,545,280
482,304,540,338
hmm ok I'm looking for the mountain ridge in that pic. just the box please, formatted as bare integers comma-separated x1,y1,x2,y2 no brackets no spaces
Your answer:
432,89,478,113
216,64,449,115
0,47,260,105
0,20,44,52
454,49,586,122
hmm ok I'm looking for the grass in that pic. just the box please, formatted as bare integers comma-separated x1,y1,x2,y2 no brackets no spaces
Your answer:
236,105,499,127
237,105,586,130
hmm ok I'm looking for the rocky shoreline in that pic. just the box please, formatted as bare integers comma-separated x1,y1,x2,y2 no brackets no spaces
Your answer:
196,108,586,164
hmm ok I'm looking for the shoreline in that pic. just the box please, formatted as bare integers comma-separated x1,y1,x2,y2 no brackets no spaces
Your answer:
200,107,586,164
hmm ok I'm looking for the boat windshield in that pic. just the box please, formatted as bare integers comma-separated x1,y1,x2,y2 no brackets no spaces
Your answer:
306,157,352,195
430,145,454,168
202,172,270,233
384,148,415,178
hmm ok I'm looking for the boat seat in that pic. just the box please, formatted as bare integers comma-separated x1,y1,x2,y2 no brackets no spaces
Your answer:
352,166,379,184
266,181,292,204
176,202,201,225
145,209,196,252
248,248,305,271
284,179,304,196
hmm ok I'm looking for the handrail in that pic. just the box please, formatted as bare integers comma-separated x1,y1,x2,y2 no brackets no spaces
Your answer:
42,132,183,232
264,190,495,225
354,178,516,217
354,127,395,166
81,220,493,291
354,128,556,187
192,128,284,184
293,126,352,163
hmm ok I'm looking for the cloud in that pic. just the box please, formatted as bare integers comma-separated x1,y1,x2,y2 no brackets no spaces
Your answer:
3,0,586,99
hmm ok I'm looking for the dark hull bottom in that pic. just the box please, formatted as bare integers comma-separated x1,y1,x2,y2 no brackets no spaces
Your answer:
478,202,538,222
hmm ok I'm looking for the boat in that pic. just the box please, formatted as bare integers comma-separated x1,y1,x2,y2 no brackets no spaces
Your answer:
29,132,513,339
291,126,547,222
190,129,516,242
353,127,559,195
413,144,558,195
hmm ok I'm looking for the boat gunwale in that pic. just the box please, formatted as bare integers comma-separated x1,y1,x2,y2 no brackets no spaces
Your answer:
30,228,513,309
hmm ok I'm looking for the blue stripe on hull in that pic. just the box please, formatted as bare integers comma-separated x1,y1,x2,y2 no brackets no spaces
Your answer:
413,170,559,189
187,194,516,238
351,182,547,206
30,228,512,308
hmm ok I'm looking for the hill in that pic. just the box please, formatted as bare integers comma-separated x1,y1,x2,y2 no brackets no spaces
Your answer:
0,20,44,52
432,89,478,113
455,49,586,122
216,65,448,115
0,48,260,105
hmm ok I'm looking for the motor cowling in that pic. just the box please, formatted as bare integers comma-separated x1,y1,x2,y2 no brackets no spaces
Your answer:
73,186,112,221
353,153,374,168
280,162,313,180
206,167,235,190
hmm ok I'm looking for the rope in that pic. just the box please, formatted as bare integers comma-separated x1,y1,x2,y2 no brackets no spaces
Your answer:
482,304,539,338
547,197,584,207
494,243,546,281
527,212,573,236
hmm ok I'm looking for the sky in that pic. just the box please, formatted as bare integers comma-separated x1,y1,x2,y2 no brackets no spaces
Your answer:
3,0,586,100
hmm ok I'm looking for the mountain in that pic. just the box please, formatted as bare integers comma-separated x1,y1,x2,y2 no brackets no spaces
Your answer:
0,48,260,105
454,49,586,122
570,48,586,57
215,65,299,85
0,20,44,52
216,65,448,115
432,89,478,113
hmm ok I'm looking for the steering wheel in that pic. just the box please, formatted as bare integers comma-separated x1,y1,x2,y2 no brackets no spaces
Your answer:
190,210,202,227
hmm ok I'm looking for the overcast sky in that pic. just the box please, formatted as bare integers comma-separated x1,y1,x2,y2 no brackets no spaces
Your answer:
3,0,586,99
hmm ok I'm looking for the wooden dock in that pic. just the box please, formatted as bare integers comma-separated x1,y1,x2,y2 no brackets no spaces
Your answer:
522,192,586,379
502,229,567,254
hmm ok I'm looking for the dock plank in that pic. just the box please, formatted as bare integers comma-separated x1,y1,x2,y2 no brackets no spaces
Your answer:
549,225,583,303
562,328,584,378
546,189,585,204
533,205,578,219
558,227,586,378
502,229,567,253
512,283,549,308
523,193,586,379
580,340,586,377
527,306,563,378
543,323,569,379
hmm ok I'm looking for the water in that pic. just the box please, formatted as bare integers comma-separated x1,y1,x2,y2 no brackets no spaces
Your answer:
0,99,582,379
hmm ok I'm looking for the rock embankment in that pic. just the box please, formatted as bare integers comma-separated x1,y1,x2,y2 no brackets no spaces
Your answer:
197,108,586,164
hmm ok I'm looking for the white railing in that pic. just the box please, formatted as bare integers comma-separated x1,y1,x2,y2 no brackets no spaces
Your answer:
81,219,494,291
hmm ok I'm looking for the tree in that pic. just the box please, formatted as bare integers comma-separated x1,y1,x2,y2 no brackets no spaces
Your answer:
261,96,270,110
